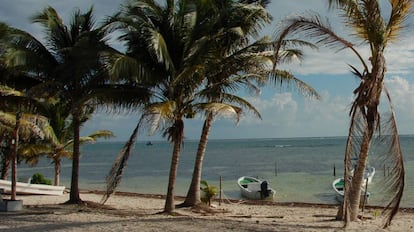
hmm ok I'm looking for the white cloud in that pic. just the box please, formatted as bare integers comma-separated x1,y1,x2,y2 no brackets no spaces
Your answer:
384,76,414,134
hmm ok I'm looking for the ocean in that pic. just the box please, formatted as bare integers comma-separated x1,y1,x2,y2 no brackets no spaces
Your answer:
16,136,414,207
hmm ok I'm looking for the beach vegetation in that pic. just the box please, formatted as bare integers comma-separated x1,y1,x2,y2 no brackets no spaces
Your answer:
200,180,217,206
31,172,52,185
275,0,413,228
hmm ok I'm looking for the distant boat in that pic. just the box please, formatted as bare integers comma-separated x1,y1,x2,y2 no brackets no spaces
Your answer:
0,179,65,196
237,176,275,200
146,141,153,146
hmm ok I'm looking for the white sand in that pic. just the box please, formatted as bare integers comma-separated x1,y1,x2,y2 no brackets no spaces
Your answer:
1,191,413,232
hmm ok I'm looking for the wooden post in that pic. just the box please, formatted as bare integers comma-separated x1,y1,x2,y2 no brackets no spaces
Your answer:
275,161,277,176
361,180,369,215
219,176,222,206
333,164,336,176
384,164,386,177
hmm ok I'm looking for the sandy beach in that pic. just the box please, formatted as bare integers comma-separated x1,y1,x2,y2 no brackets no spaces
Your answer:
1,191,413,232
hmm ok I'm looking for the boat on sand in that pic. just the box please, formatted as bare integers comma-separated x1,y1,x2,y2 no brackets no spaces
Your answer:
0,179,65,196
237,176,275,200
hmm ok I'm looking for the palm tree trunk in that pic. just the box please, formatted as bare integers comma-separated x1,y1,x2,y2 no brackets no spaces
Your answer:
348,129,372,220
181,113,213,207
11,112,21,201
54,156,61,186
346,52,386,222
164,139,181,213
68,109,82,204
1,146,10,180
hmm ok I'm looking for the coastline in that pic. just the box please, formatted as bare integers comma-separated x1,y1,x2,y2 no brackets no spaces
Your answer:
2,190,414,232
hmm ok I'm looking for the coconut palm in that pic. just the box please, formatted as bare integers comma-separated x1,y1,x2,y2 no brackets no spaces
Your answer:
179,0,321,207
6,6,150,204
181,34,320,207
275,0,413,227
101,0,250,213
0,111,54,181
0,110,55,200
178,0,270,209
19,100,115,186
0,79,57,181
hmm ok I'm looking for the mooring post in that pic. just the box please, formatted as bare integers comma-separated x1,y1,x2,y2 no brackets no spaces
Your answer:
275,161,277,176
219,176,222,206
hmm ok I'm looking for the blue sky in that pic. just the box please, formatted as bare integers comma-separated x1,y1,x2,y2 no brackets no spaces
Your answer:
1,0,414,141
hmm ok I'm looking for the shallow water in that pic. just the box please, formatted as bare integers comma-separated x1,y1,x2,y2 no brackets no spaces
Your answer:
16,136,414,207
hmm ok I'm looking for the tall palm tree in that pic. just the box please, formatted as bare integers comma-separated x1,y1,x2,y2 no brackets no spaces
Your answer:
179,0,320,207
102,0,246,213
275,0,413,227
182,34,320,207
6,6,150,204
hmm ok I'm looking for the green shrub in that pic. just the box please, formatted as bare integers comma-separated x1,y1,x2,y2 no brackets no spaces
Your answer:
200,180,217,206
31,173,52,185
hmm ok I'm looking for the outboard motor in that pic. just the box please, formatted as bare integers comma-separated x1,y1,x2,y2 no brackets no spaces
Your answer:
260,181,269,199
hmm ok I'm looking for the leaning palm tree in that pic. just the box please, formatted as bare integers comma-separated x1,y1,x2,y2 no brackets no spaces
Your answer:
101,0,239,213
180,0,320,207
181,35,320,207
275,0,413,227
6,6,150,204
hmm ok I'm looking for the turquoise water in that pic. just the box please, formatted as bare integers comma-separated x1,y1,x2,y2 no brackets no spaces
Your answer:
16,136,414,207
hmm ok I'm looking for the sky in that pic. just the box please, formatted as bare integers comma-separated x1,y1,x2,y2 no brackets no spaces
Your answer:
1,0,414,142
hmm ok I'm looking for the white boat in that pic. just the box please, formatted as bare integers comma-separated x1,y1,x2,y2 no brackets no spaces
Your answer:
333,165,375,202
332,178,370,202
237,176,275,200
0,179,65,196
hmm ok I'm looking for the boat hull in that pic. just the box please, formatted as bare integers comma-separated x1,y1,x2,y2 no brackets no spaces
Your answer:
0,179,65,196
237,176,275,200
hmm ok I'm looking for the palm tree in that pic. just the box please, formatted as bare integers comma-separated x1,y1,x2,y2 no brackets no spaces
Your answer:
179,0,321,207
182,35,320,207
178,3,271,205
275,0,413,227
0,110,54,200
101,0,247,213
19,100,115,186
6,6,150,204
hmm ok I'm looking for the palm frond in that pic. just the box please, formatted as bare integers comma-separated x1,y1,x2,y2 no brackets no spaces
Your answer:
374,87,405,228
387,0,414,41
86,130,115,140
194,102,242,124
275,12,368,72
101,118,141,204
267,69,321,100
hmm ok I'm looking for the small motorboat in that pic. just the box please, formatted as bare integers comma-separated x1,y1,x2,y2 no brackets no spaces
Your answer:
332,178,370,203
237,176,275,200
